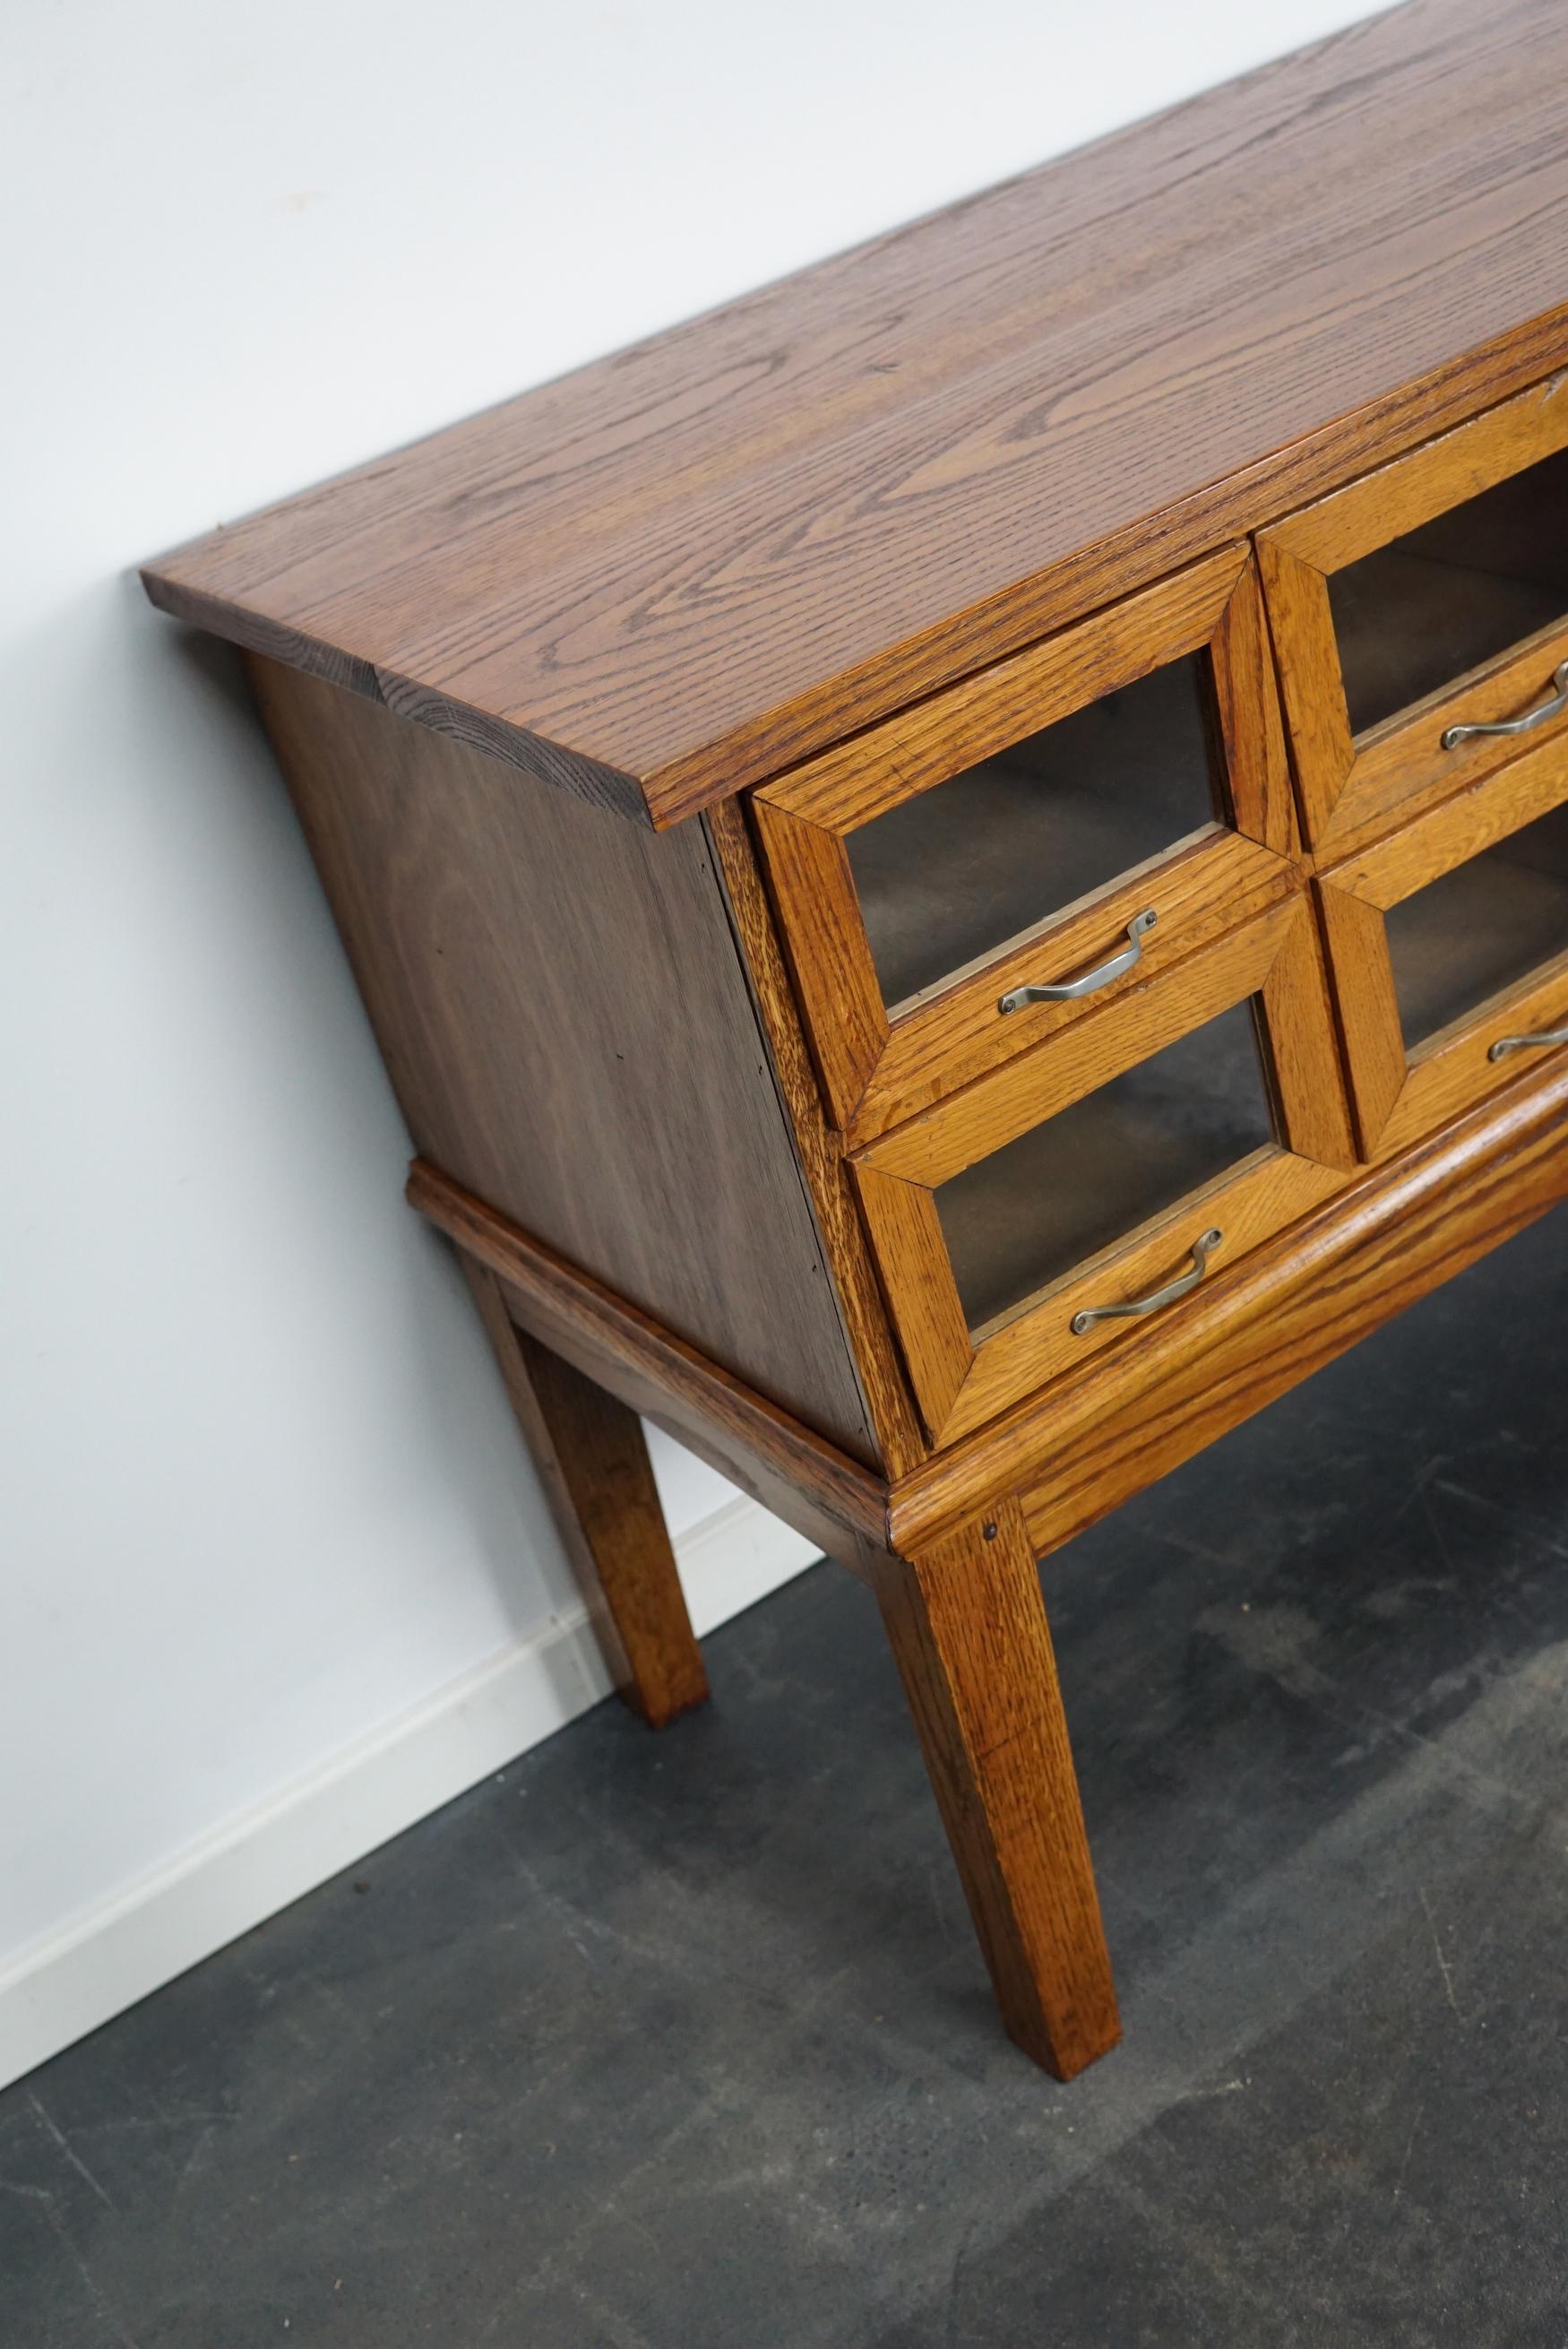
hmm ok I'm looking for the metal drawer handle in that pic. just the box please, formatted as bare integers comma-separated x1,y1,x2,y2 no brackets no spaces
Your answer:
1489,1023,1568,1062
1071,1228,1222,1336
1441,659,1568,749
999,909,1157,1015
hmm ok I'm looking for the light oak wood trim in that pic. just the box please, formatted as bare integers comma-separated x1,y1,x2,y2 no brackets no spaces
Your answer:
745,799,889,1125
757,548,1246,833
1314,618,1568,859
1263,368,1568,574
246,652,879,1465
1322,728,1568,908
1314,879,1408,1154
848,836,1296,1144
936,1153,1342,1447
141,309,1568,834
1018,1058,1568,1558
851,1164,974,1443
1210,557,1299,858
463,1263,708,1727
858,898,1301,1190
1262,370,1568,855
142,0,1568,835
1254,534,1355,836
1317,739,1568,1156
751,548,1291,1142
409,1162,895,1576
888,1054,1568,1553
1374,952,1568,1162
851,896,1357,1446
1261,899,1359,1168
704,798,927,1477
874,1499,1120,2079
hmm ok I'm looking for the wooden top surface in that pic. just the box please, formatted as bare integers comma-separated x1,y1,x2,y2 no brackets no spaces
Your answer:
142,0,1568,829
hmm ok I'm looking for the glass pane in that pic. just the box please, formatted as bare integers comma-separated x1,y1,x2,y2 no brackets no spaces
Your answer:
846,655,1223,1009
1328,444,1568,737
1385,799,1568,1052
933,1000,1276,1334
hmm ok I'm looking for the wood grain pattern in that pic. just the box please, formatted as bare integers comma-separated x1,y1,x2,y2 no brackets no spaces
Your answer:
753,548,1297,1138
1265,369,1568,576
246,656,875,1462
888,1052,1568,1554
1014,1059,1568,1560
1313,629,1568,860
1314,881,1407,1154
745,801,889,1127
1262,369,1568,849
850,1162,974,1442
849,899,1356,1445
1259,894,1358,1169
410,1163,895,1579
841,843,1294,1144
143,0,1568,827
702,796,927,1477
1210,559,1299,859
1316,731,1568,1154
1254,538,1353,837
874,1501,1120,2079
1372,957,1568,1162
756,552,1244,833
928,1156,1343,1449
462,1261,708,1726
1322,729,1568,906
857,901,1302,1188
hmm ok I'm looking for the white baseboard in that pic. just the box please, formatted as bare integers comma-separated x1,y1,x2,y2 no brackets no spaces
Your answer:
0,1498,818,2094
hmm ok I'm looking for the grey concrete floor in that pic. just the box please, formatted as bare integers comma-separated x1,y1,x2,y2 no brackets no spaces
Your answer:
4,1205,1567,2347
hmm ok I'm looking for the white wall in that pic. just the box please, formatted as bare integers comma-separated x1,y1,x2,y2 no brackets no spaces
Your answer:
0,0,1384,2087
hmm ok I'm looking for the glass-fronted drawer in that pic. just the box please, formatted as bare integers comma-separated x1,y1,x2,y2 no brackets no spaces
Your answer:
849,897,1354,1447
1316,733,1568,1162
1259,372,1568,860
753,547,1298,1137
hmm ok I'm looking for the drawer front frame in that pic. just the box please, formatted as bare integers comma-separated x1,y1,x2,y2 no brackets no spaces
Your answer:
753,546,1297,1142
1317,730,1568,1159
1259,371,1568,860
850,894,1355,1447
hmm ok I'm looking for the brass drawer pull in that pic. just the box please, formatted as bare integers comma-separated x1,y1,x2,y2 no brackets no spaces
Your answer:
999,909,1157,1015
1441,659,1568,749
1071,1227,1222,1335
1489,1023,1568,1062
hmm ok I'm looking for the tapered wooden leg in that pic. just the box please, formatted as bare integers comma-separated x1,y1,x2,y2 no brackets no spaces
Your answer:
462,1261,710,1727
876,1498,1120,2078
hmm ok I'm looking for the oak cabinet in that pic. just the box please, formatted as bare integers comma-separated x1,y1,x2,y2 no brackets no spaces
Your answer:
142,0,1568,2084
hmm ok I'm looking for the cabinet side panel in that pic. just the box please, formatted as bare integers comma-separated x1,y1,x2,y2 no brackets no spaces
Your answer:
246,656,876,1464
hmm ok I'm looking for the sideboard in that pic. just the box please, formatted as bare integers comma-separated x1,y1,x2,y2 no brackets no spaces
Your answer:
142,0,1568,2078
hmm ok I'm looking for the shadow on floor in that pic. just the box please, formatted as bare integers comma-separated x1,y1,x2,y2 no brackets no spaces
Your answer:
4,1205,1566,2347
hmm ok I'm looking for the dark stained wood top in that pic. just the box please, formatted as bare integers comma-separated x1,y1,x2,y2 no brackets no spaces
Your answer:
142,0,1568,829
